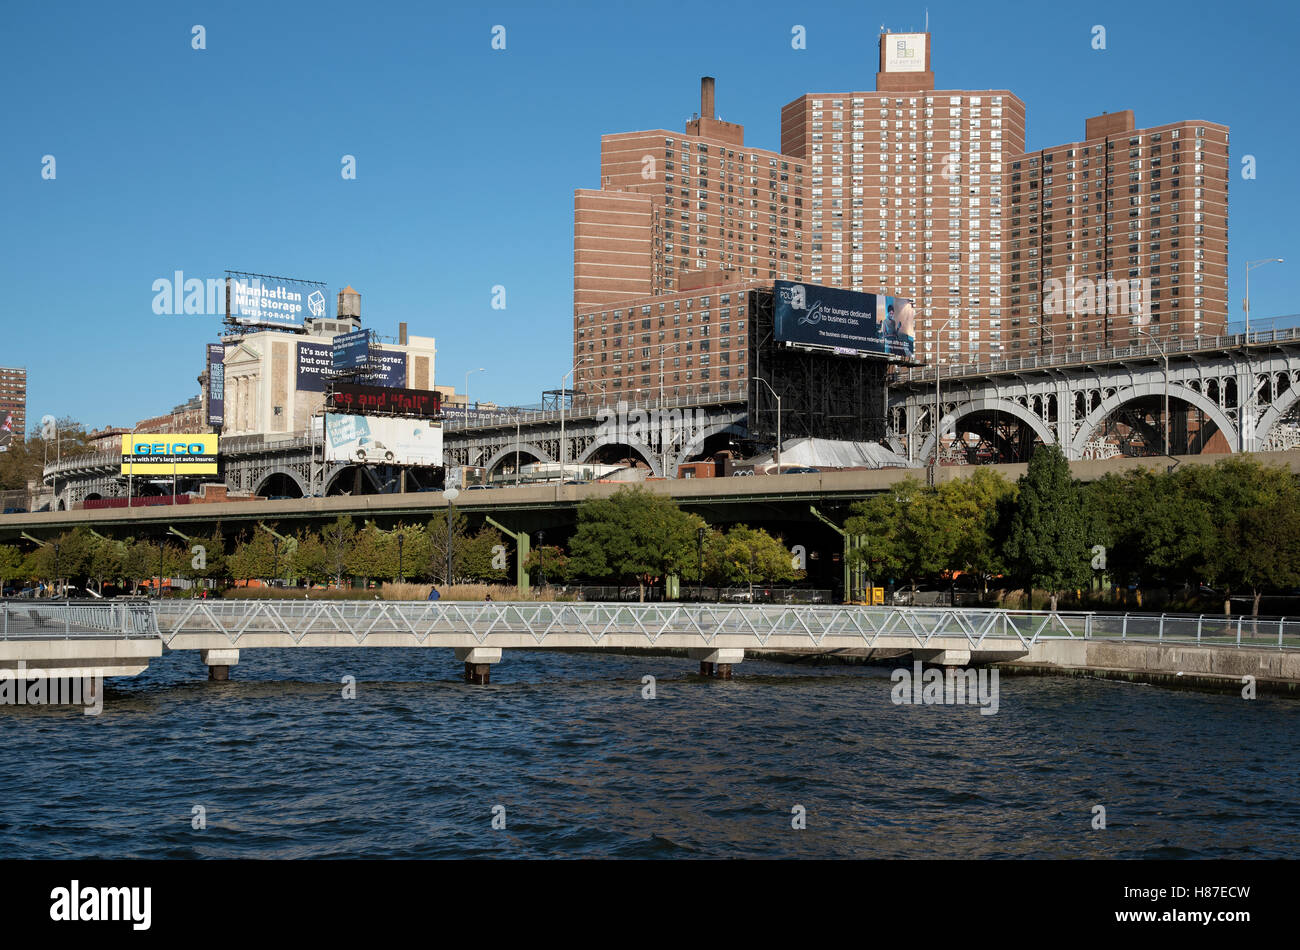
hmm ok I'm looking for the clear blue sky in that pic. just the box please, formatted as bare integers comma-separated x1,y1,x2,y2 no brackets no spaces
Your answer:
3,0,1297,431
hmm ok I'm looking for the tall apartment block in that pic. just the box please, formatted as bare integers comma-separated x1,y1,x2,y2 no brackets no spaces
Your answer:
779,32,1026,364
1005,111,1229,354
0,366,27,448
572,29,1228,395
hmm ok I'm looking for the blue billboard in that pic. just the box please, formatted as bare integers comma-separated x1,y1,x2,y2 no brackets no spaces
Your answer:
332,328,370,372
227,274,330,329
298,341,406,392
773,281,915,360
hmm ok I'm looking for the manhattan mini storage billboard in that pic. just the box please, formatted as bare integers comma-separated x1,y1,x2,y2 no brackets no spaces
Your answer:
323,414,442,466
773,281,915,360
121,435,219,475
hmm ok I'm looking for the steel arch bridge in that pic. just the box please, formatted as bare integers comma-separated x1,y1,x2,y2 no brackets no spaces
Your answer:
890,331,1300,463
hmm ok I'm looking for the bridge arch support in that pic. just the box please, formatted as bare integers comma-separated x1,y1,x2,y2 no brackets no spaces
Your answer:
483,443,553,476
917,396,1056,462
1255,385,1300,450
1070,383,1237,459
578,437,662,477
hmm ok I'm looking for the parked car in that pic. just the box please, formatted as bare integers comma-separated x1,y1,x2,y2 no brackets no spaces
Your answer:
782,466,820,474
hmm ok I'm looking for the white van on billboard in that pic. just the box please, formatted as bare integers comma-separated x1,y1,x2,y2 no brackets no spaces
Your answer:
324,413,443,465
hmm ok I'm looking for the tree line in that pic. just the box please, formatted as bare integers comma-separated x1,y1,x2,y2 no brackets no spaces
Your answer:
847,447,1300,615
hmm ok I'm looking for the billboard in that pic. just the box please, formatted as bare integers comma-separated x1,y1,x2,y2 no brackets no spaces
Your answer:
332,328,369,372
121,434,219,475
206,343,225,427
0,412,13,453
298,341,406,392
323,414,443,466
884,33,926,73
774,281,915,359
329,382,440,417
226,274,330,329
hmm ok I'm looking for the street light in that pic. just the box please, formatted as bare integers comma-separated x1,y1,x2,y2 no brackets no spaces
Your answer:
396,532,405,583
442,488,459,586
1137,327,1171,456
560,357,593,483
53,541,61,599
750,376,782,472
465,367,485,414
537,530,546,588
271,537,281,589
696,526,705,603
1244,258,1284,340
931,315,959,475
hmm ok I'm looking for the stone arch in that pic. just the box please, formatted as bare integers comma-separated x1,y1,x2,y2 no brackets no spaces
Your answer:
484,442,552,476
254,468,307,498
1070,383,1237,458
917,397,1056,462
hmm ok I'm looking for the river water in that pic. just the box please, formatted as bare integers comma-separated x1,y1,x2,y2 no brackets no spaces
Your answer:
2,649,1297,858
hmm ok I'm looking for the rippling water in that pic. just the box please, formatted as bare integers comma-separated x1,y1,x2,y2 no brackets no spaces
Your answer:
2,649,1297,858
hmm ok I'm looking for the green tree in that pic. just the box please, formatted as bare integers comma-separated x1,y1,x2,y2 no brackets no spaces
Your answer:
228,531,279,584
566,486,700,600
524,545,568,586
87,535,127,594
942,469,1016,595
1002,444,1090,611
460,525,508,582
288,530,330,586
320,515,357,587
708,525,798,591
0,416,95,492
426,510,471,585
0,544,26,585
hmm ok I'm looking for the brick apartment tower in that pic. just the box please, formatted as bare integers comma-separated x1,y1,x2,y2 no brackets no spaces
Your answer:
1004,111,1229,355
780,32,1026,365
572,30,1228,388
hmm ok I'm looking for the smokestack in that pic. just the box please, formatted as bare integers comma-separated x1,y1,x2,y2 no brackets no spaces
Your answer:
399,322,408,345
701,76,715,120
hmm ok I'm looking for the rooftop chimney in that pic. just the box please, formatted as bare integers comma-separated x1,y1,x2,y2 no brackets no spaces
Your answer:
701,76,715,120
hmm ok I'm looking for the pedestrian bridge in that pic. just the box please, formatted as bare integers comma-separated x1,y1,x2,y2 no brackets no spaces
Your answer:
2,600,1296,684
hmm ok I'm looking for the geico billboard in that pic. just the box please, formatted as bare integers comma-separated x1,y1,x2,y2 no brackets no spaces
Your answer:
121,435,219,475
324,414,443,466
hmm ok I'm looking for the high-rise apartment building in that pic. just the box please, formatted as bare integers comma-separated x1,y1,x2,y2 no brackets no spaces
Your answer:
779,32,1026,364
1004,111,1229,355
573,30,1228,385
0,366,27,450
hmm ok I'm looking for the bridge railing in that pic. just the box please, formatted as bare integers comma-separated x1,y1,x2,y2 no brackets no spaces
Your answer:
896,325,1300,385
0,599,158,639
441,386,749,433
147,601,1300,650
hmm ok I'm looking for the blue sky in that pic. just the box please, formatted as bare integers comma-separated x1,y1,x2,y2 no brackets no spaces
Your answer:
2,0,1297,431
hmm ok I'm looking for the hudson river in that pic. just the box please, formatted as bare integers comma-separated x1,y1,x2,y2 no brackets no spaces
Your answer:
3,650,1297,858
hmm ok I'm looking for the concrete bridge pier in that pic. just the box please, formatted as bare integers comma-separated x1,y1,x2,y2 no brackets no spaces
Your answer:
689,648,744,680
200,649,240,681
913,648,972,667
455,647,502,685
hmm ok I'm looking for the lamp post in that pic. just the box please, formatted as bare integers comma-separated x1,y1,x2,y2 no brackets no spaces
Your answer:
396,532,405,583
465,367,485,415
271,537,281,589
1244,258,1284,340
560,357,593,482
53,541,61,599
750,376,782,472
696,526,705,603
442,488,459,586
537,530,546,588
931,316,959,477
157,541,164,599
1137,327,1171,456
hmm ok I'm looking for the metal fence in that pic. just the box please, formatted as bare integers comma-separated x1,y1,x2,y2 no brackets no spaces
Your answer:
4,600,1298,650
0,599,157,639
